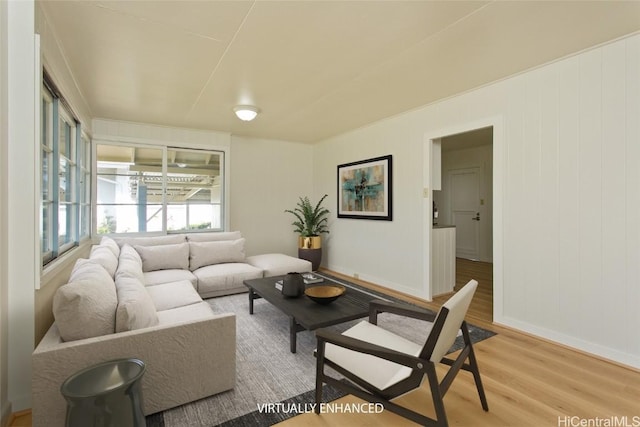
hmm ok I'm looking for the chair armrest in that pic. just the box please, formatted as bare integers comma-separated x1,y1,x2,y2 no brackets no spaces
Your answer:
369,299,436,325
315,328,425,370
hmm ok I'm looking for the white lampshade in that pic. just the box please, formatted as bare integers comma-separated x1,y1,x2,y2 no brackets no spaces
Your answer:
233,105,259,121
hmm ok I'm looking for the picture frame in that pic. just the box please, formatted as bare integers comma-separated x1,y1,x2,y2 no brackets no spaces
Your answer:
337,155,392,221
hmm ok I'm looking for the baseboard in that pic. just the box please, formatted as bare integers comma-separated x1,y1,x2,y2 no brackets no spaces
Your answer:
324,264,429,300
495,315,640,372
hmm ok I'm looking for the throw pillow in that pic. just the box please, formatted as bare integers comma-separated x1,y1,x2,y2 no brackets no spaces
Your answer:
89,245,118,277
119,244,142,266
114,276,159,332
53,279,117,341
69,258,115,288
116,244,145,283
186,231,242,243
100,236,120,257
188,238,246,271
134,242,189,272
114,234,186,248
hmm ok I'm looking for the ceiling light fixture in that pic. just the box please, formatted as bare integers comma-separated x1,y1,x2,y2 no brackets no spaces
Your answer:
233,105,259,122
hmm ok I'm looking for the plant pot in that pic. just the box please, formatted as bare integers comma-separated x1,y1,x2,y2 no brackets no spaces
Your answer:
298,236,322,249
298,248,322,271
298,236,322,271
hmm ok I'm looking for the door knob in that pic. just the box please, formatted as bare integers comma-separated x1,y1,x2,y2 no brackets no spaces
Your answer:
472,212,480,221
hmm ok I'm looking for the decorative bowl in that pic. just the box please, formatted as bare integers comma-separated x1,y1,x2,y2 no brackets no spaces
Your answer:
304,284,346,305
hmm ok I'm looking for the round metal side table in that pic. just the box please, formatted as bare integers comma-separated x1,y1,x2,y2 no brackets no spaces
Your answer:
60,358,146,427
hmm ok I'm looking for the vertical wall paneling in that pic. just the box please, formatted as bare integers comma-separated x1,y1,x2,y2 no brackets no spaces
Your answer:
503,77,526,319
625,36,640,357
522,70,543,324
538,65,560,331
556,56,581,338
577,49,604,343
316,34,640,368
600,42,627,350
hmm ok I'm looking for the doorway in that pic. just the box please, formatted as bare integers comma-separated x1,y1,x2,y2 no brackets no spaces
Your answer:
425,121,501,323
449,167,482,260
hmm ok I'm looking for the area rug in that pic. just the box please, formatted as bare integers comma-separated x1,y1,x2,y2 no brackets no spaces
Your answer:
146,274,495,427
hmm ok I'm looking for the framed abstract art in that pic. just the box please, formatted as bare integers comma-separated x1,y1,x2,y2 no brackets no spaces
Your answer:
337,155,392,221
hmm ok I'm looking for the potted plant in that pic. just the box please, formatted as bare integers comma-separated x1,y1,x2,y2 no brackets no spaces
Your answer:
285,194,330,270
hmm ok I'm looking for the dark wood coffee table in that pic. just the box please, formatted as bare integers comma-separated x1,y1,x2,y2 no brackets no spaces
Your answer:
244,275,380,353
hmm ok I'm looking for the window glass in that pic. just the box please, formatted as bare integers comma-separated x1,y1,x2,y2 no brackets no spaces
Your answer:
41,88,54,259
96,144,165,234
166,148,223,232
95,145,224,234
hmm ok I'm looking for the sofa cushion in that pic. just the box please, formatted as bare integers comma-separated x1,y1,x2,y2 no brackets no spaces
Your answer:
186,231,242,242
193,262,263,297
189,238,246,271
99,236,120,257
89,245,118,277
115,276,159,332
146,280,203,311
69,258,114,286
119,244,143,266
135,242,189,272
114,234,186,248
143,269,198,288
156,301,215,325
116,245,145,283
53,279,117,341
245,253,312,277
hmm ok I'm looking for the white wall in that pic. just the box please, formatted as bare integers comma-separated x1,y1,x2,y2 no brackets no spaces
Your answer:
5,0,37,412
230,136,314,257
314,34,640,369
0,0,10,423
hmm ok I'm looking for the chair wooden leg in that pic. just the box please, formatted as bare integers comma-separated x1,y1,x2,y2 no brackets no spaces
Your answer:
462,322,489,411
426,363,449,427
314,340,325,414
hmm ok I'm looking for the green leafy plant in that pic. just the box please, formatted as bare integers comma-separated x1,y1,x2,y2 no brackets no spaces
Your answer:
285,194,330,237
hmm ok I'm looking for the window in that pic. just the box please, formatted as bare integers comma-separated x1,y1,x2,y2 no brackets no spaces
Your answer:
40,81,91,266
79,132,91,239
95,144,224,234
41,87,53,263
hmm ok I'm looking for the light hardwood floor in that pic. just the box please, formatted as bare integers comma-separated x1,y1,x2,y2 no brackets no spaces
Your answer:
278,262,640,426
14,261,640,426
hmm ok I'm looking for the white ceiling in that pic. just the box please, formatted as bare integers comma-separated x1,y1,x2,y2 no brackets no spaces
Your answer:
39,1,640,143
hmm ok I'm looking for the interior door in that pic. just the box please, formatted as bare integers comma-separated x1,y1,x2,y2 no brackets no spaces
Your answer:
450,168,480,260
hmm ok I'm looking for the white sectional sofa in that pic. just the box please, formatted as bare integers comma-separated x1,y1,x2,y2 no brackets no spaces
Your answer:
32,231,311,427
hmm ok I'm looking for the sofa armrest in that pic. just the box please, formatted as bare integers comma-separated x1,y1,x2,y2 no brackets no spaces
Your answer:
32,312,235,427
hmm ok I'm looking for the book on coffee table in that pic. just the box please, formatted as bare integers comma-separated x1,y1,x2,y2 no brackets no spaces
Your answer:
302,273,323,284
275,273,323,290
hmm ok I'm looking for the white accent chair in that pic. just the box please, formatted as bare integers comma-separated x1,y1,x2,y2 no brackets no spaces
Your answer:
314,279,488,426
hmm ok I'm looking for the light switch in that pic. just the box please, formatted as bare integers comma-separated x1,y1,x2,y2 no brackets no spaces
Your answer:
423,188,429,198
480,199,484,205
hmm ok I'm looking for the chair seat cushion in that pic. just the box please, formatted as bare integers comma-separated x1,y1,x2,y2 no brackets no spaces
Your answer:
324,321,422,391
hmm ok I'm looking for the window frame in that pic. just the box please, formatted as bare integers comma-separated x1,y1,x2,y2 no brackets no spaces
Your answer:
40,77,91,267
93,141,227,236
